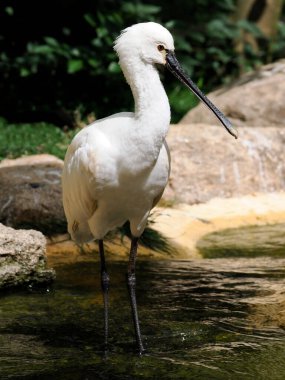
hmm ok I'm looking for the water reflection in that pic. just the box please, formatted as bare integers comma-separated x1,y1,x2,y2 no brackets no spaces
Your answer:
0,257,285,379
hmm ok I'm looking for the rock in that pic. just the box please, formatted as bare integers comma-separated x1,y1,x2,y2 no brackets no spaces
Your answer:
180,60,285,127
0,154,63,168
0,223,55,288
0,154,66,235
163,123,285,204
153,192,285,258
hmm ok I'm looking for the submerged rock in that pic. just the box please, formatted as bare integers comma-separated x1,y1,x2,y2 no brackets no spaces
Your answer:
0,223,55,289
0,154,66,235
180,60,285,127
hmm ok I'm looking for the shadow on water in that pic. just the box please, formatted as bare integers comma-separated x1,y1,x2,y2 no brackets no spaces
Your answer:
1,226,285,379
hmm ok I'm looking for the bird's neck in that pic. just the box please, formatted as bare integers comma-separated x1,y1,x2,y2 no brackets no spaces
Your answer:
120,58,171,161
131,64,170,124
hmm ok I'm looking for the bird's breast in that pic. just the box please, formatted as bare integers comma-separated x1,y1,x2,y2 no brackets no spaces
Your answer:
104,140,170,204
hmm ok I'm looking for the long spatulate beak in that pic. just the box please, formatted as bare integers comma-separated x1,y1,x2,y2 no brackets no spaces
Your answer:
166,50,238,139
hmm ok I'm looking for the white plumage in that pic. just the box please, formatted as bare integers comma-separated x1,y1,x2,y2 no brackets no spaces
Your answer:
62,23,173,242
61,22,237,353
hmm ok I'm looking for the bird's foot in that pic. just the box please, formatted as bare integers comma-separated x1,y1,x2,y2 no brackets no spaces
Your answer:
138,346,146,356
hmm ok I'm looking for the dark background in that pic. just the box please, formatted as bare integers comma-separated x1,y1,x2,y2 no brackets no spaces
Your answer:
1,0,284,127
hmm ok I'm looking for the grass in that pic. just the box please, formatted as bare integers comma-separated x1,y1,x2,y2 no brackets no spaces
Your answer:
0,117,76,160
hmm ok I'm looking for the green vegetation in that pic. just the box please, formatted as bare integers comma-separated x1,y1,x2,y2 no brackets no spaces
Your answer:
0,1,285,158
0,118,76,160
1,0,285,126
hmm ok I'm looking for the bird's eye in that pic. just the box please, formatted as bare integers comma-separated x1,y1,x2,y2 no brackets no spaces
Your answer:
157,44,165,52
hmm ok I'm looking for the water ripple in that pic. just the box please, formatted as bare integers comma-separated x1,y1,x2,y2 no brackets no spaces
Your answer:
1,257,285,378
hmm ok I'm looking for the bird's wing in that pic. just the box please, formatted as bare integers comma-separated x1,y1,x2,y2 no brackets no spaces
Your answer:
62,141,98,226
62,113,133,225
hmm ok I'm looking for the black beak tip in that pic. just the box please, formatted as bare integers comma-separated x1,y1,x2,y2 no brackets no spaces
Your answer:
227,125,238,140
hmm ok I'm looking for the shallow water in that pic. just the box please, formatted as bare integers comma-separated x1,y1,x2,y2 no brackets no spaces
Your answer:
1,251,285,379
197,223,285,258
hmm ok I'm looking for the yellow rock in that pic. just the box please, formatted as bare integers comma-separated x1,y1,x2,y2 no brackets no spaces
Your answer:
153,192,285,258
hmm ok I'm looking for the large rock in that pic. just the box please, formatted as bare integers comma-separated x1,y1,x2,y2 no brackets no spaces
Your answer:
0,154,66,235
163,123,285,204
180,60,285,127
0,223,55,288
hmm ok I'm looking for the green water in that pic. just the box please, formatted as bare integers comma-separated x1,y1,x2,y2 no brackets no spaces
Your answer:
1,224,285,379
197,223,285,258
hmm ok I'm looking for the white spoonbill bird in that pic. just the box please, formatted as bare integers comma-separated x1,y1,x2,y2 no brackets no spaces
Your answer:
62,22,237,354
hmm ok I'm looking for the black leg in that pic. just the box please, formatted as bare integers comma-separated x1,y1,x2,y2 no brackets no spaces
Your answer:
126,237,145,354
98,239,110,351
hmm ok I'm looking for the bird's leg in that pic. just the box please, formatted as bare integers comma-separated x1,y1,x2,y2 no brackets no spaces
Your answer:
98,239,110,351
127,237,145,354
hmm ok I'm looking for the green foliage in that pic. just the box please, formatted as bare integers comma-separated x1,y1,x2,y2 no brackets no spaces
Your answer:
271,20,285,60
0,118,75,160
0,0,285,125
0,1,164,125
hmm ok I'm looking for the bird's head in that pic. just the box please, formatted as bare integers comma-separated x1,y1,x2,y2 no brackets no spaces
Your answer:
114,22,174,66
114,22,238,139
